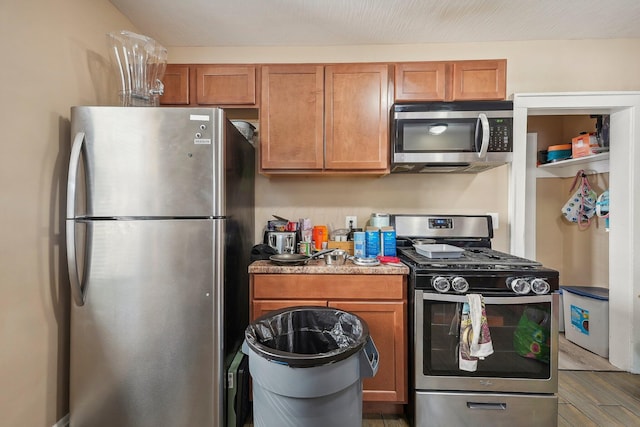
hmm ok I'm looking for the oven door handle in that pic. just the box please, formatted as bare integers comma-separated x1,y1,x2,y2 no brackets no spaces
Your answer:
419,292,553,304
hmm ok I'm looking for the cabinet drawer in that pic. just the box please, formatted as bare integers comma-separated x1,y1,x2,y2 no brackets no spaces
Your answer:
252,274,405,300
251,299,327,321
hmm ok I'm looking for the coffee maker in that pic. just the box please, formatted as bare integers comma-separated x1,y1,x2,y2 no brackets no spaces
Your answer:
264,231,297,254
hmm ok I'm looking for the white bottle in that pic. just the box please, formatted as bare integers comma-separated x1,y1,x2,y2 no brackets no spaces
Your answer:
353,232,366,257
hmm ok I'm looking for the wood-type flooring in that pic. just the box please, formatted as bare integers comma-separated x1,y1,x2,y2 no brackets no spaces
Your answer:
245,334,640,426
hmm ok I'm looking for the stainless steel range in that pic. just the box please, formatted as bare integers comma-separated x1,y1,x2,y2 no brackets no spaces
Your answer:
391,214,559,427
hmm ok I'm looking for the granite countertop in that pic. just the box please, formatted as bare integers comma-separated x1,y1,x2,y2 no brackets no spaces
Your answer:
249,259,409,275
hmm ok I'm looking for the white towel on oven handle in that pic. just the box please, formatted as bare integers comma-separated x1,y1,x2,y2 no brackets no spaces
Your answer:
468,293,494,358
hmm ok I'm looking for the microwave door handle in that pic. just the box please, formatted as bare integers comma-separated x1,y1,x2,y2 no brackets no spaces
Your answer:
476,113,490,159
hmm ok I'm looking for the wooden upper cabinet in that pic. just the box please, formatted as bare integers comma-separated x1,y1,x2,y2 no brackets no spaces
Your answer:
260,64,324,170
195,65,257,105
394,59,507,102
451,59,506,100
159,64,190,105
159,64,258,107
325,63,390,171
394,62,447,102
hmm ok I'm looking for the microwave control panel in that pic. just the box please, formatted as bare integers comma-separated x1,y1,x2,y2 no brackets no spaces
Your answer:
488,118,513,152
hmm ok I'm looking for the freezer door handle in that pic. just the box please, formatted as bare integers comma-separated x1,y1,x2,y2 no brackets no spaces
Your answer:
66,132,86,306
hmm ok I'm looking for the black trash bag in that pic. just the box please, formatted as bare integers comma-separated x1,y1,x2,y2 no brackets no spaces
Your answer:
250,244,278,262
244,306,369,368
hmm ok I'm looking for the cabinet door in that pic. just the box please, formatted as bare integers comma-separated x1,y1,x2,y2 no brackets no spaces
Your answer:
159,65,190,105
195,65,257,105
451,59,506,101
251,300,327,321
329,301,407,403
260,65,324,170
325,64,390,171
394,62,447,102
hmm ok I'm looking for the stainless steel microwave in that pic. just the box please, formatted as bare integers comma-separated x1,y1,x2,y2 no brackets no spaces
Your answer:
391,101,513,173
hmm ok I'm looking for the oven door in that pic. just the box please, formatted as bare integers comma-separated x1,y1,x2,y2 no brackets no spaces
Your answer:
415,290,558,394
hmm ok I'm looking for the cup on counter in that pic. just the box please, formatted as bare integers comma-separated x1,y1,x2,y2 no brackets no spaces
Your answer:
298,241,312,255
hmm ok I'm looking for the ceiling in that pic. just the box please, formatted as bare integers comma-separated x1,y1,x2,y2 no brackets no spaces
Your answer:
108,0,640,48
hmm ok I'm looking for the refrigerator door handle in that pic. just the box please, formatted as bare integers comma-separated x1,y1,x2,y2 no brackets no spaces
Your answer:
66,131,86,306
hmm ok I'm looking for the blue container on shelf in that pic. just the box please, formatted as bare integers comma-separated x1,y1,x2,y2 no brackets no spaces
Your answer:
547,144,572,162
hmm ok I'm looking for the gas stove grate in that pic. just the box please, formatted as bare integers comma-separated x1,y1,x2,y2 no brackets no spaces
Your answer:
398,247,542,269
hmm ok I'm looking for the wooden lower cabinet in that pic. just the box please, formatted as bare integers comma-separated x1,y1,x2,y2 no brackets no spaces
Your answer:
250,274,407,406
328,300,406,403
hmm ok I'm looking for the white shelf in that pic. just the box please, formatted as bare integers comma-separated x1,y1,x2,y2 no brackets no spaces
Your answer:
536,152,609,178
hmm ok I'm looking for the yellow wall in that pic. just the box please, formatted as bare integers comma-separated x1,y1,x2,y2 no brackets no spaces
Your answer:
0,1,136,426
1,1,639,425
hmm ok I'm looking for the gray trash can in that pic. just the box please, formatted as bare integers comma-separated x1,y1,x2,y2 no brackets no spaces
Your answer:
242,306,379,427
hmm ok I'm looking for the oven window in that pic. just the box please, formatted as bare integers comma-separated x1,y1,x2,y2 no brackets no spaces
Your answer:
423,300,552,379
400,119,476,152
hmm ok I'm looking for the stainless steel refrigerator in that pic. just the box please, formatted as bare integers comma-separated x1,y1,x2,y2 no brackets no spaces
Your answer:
66,106,255,427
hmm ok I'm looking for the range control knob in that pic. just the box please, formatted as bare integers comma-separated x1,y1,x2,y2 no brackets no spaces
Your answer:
432,276,451,293
509,278,531,295
451,277,469,293
531,278,551,295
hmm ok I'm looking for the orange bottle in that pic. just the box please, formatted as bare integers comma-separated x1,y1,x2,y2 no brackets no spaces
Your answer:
312,225,328,250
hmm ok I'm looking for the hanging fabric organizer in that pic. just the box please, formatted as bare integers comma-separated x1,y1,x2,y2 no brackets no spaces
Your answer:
596,190,610,231
561,169,598,230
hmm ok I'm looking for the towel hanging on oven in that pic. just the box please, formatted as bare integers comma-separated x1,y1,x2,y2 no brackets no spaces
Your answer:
459,294,494,372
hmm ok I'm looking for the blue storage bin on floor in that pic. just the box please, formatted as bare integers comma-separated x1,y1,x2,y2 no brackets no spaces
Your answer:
561,286,609,357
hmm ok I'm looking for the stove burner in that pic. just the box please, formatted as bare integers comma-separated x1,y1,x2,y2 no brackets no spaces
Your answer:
392,214,559,294
398,247,542,269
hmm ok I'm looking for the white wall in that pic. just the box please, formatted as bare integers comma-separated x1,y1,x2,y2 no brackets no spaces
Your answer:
0,2,136,426
512,92,640,372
